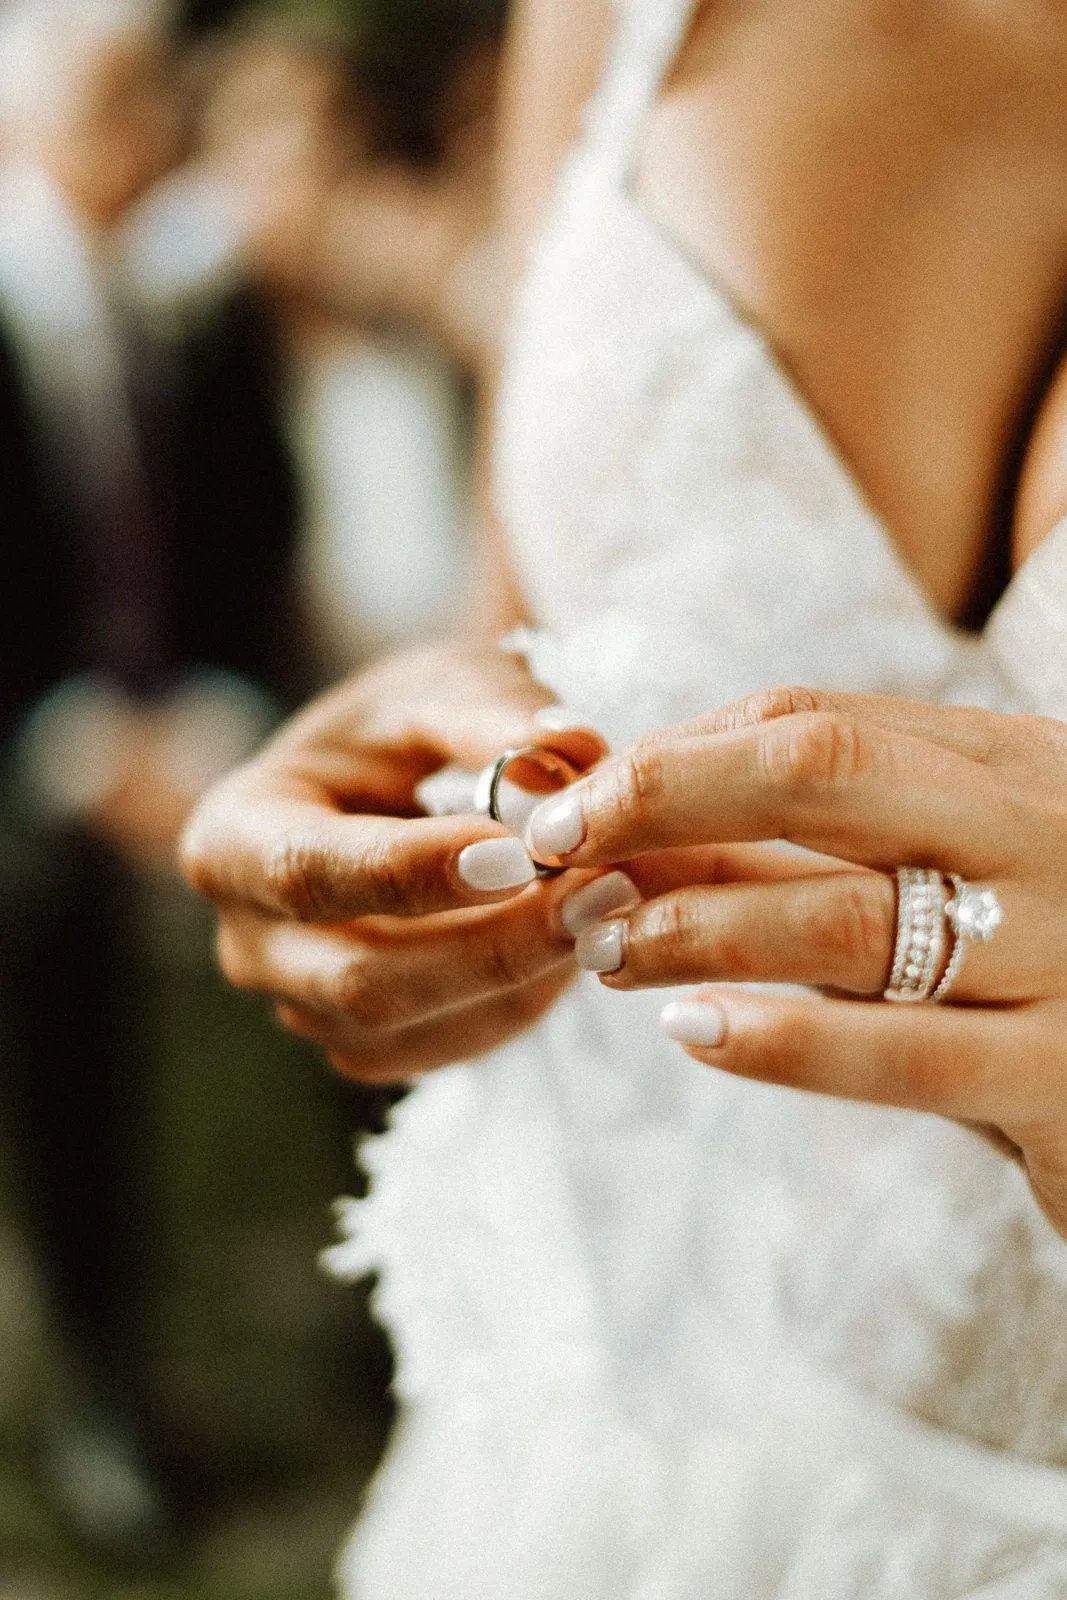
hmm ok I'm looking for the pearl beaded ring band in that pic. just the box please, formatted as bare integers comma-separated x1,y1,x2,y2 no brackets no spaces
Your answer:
885,867,1003,1004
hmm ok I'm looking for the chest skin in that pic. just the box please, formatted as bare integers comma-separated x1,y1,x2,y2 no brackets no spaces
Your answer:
635,0,1067,622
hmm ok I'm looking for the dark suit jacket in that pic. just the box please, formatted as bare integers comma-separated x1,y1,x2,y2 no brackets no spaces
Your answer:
0,289,307,755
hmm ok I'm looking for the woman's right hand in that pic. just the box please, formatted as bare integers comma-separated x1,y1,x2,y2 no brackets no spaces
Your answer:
180,644,606,1082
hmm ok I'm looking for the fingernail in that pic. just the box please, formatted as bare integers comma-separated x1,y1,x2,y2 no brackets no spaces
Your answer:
559,872,640,938
660,1000,727,1048
575,918,627,973
457,837,536,892
527,788,585,859
491,777,543,837
533,705,590,733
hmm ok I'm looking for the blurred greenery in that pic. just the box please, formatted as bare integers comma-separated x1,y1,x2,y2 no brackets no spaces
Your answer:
0,880,393,1598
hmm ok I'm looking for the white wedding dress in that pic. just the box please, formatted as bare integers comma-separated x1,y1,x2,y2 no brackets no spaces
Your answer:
328,3,1067,1594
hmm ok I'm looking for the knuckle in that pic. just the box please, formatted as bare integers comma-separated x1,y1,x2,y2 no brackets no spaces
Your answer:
326,1048,392,1085
638,893,753,980
642,894,703,961
275,1002,327,1043
335,955,404,1032
764,1007,834,1082
1020,714,1067,780
609,744,667,829
178,776,251,898
972,713,1034,771
482,931,541,993
1038,714,1067,759
759,713,871,797
178,819,211,896
722,1008,815,1084
883,1025,978,1110
898,1039,955,1106
216,924,257,991
359,834,419,917
262,837,330,921
179,803,230,900
811,878,895,977
734,685,822,728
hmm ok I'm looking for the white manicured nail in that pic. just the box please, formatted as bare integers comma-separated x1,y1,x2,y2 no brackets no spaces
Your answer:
575,918,627,973
413,764,480,817
457,837,536,892
491,777,543,837
660,1001,727,1048
527,789,585,859
560,872,640,938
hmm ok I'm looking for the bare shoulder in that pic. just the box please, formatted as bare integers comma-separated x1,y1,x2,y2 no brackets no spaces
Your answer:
1014,355,1067,569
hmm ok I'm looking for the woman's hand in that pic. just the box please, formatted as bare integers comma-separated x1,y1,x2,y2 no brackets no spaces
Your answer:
524,687,1067,1235
181,643,605,1082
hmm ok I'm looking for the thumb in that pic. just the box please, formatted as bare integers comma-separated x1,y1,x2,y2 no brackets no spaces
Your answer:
395,648,607,771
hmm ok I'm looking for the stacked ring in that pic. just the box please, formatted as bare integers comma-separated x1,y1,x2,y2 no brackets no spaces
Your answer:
884,867,946,1002
930,874,1004,1003
885,869,1004,1004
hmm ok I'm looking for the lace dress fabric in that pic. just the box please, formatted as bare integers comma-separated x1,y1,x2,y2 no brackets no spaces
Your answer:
330,2,1067,1593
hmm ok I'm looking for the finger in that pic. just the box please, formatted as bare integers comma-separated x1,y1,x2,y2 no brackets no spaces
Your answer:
597,872,1046,1003
580,867,1046,1003
322,645,608,774
659,686,1067,776
216,875,585,1027
658,986,1050,1123
621,842,859,899
282,966,575,1083
526,714,1017,876
183,781,540,920
409,649,607,768
578,873,896,993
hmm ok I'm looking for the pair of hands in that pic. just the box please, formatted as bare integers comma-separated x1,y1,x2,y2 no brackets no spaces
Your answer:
182,645,1067,1238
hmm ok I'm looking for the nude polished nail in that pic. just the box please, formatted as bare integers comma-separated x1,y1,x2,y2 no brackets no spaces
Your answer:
457,838,537,892
575,918,627,973
660,1001,727,1048
560,872,640,938
526,788,585,859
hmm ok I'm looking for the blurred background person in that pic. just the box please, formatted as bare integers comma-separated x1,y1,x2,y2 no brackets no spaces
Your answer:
0,0,509,1590
173,2,505,669
0,0,320,1565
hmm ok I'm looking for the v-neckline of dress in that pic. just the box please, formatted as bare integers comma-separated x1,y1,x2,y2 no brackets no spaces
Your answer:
616,175,1042,642
602,0,1045,642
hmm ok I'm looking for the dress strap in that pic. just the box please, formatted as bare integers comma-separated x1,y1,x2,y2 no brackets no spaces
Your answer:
579,0,703,188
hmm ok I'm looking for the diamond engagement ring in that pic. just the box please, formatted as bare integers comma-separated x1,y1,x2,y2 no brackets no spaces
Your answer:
929,874,1004,1003
884,868,1003,1004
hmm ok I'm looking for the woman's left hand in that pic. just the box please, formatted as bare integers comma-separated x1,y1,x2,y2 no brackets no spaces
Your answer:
525,688,1067,1236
